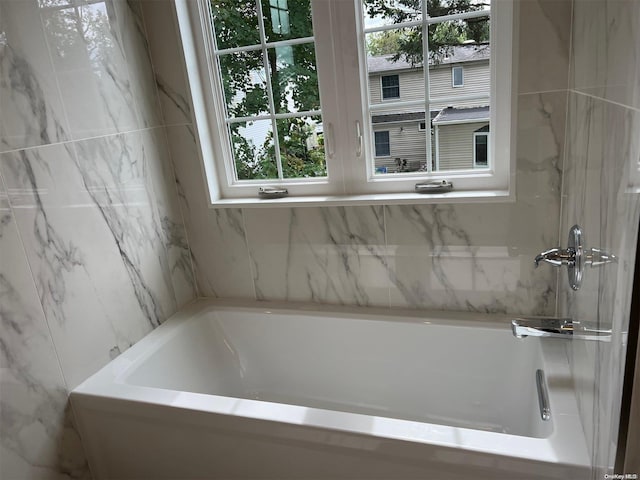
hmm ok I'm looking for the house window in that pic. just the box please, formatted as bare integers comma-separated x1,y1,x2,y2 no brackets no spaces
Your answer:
381,75,400,99
452,66,464,87
474,127,489,168
418,122,426,131
176,0,515,203
374,131,390,157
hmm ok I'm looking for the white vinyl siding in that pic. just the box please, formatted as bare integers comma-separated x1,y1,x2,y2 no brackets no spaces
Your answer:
369,69,425,105
437,122,489,171
430,62,490,109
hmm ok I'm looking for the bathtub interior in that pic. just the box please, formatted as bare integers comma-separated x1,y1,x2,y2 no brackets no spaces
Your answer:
121,308,553,439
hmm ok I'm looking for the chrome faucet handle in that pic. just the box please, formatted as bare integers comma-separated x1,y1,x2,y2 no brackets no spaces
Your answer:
534,248,575,268
585,248,617,267
534,226,617,290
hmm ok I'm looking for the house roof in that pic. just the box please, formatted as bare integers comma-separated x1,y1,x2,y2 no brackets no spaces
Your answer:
371,110,439,124
432,106,490,124
367,44,490,73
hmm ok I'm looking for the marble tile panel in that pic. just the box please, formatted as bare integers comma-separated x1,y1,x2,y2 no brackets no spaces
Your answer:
114,0,163,128
518,0,572,94
0,134,181,388
165,125,254,298
140,0,192,126
244,206,390,307
385,200,557,314
0,205,89,478
516,91,566,201
559,91,640,473
141,127,195,307
40,0,159,139
0,0,70,152
571,0,640,110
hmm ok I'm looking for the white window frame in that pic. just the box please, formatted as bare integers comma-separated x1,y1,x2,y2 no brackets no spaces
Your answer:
175,0,517,207
380,74,400,100
452,66,464,87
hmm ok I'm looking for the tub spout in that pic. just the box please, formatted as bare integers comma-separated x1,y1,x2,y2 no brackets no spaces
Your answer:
511,317,611,341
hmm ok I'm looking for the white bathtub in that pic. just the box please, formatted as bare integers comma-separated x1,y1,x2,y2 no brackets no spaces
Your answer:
71,299,590,479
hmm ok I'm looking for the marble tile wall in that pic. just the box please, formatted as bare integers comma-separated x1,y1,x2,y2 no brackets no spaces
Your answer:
150,0,572,315
0,0,196,478
561,0,640,476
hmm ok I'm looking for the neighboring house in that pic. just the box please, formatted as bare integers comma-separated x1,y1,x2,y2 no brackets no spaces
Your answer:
368,44,490,172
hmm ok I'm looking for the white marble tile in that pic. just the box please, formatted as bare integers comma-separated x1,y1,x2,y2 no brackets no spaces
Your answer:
0,205,89,479
518,0,572,94
165,125,254,298
0,133,182,388
115,0,163,128
559,91,640,473
0,0,70,152
141,128,196,307
40,0,162,139
244,206,390,307
571,0,640,110
385,201,557,314
140,0,192,126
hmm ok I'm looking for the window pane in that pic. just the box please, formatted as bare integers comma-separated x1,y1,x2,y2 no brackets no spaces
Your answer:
366,28,422,106
362,0,422,30
374,130,390,157
381,74,400,99
210,0,260,50
277,116,327,179
230,120,278,180
426,0,490,18
474,134,488,168
452,66,463,86
261,0,313,43
435,119,490,172
267,43,320,114
219,50,269,118
373,114,428,174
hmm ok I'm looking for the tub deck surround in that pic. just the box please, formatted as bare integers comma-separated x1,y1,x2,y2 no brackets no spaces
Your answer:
72,299,589,479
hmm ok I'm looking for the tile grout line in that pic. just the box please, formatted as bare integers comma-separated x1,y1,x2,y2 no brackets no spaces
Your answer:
0,124,192,156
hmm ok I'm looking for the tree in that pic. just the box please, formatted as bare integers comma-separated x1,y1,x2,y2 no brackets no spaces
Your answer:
363,0,490,64
211,0,324,180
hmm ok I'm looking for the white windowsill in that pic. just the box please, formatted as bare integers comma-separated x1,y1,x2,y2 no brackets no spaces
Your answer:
208,189,513,208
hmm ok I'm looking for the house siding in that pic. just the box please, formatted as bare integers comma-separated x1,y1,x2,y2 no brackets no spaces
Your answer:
436,121,489,171
369,69,425,105
430,62,490,109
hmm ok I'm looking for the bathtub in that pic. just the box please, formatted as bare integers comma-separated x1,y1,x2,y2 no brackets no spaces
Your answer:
71,299,590,479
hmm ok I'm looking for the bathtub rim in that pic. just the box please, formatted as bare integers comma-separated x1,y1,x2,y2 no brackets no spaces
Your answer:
71,298,590,469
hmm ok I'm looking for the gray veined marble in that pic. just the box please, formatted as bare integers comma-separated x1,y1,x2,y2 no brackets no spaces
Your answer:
0,0,70,153
385,202,556,314
0,204,89,479
0,130,189,388
244,206,390,307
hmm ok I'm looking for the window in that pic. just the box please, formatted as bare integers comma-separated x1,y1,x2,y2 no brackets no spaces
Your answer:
381,74,400,99
176,0,516,204
474,128,489,168
452,66,464,87
374,131,390,156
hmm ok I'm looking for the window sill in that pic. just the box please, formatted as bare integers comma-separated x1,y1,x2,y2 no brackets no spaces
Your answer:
209,189,513,208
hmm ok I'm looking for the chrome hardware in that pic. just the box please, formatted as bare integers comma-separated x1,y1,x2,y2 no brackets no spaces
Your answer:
511,317,612,341
415,180,453,194
258,187,288,199
534,248,574,267
355,120,363,158
536,369,551,421
534,225,617,290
